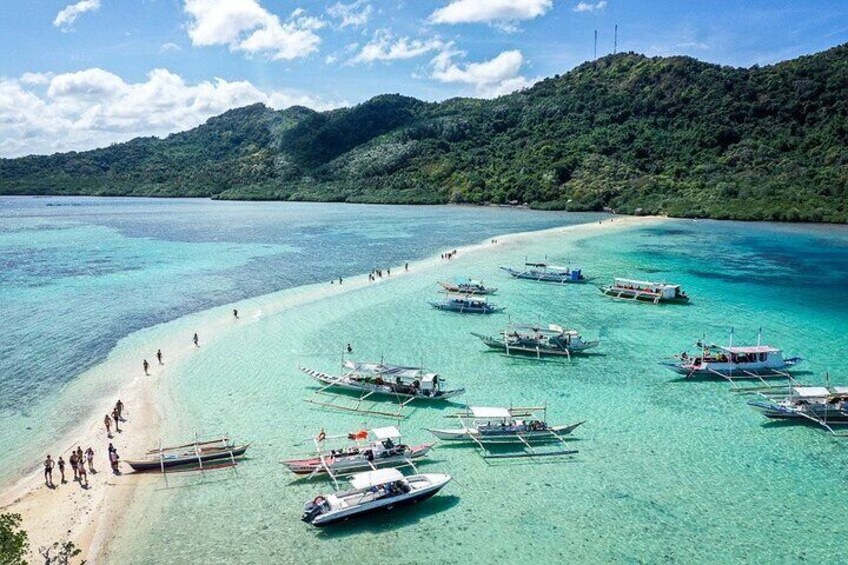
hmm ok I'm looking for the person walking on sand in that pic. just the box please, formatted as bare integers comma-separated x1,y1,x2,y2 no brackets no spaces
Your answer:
233,309,239,319
193,333,199,347
143,359,149,375
69,451,79,482
157,349,163,365
104,413,112,438
116,399,124,421
43,455,54,487
86,447,95,473
112,408,121,432
77,457,88,488
57,456,66,484
405,262,408,271
109,448,120,474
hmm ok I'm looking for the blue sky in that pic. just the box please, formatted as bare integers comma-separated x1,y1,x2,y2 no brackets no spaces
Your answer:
1,0,847,157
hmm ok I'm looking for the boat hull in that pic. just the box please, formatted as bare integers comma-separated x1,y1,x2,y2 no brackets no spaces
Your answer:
428,421,583,442
664,357,802,378
438,282,496,295
500,267,587,283
430,302,502,314
472,333,598,356
305,474,451,527
126,444,250,472
301,368,465,401
600,287,689,304
749,401,848,422
282,444,433,475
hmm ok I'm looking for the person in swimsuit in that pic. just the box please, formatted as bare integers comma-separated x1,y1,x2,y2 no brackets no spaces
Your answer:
86,447,95,473
43,455,54,487
112,408,121,432
57,456,66,484
116,399,124,421
157,349,163,365
77,458,88,488
104,414,112,438
69,451,79,481
193,333,199,347
143,359,149,375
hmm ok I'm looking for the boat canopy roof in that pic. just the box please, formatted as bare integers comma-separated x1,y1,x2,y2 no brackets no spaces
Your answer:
349,468,404,489
469,406,512,419
511,323,578,336
614,278,678,290
793,386,832,398
720,345,780,354
371,426,401,440
454,277,483,285
344,360,425,379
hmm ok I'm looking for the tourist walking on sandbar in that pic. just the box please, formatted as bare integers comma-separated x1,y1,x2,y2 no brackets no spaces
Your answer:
43,455,54,487
69,451,79,481
104,414,112,438
157,349,163,365
116,399,124,421
193,333,199,347
109,446,120,474
77,457,88,488
86,447,95,473
143,359,149,375
233,309,238,319
112,408,121,432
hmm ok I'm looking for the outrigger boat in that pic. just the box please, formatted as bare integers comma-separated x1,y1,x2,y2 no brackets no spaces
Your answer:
299,361,466,419
281,426,433,477
301,468,451,527
427,406,583,459
599,278,689,304
500,261,587,283
438,278,497,295
748,384,848,435
430,294,503,314
664,329,802,381
125,436,250,473
472,323,599,359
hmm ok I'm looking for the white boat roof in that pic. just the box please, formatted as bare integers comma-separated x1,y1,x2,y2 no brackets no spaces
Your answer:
349,468,404,489
469,406,512,419
793,387,832,397
371,426,401,440
833,386,848,394
614,278,677,289
720,345,780,354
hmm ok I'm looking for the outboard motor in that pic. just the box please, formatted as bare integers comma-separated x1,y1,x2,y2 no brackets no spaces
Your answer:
302,497,327,524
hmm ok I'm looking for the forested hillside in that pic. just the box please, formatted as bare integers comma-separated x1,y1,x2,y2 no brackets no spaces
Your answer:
2,44,846,222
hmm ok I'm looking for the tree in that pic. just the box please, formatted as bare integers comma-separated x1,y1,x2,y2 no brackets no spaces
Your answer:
39,541,82,565
0,513,28,565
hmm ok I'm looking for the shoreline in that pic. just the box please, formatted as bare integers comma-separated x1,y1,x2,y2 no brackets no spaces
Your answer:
0,214,664,563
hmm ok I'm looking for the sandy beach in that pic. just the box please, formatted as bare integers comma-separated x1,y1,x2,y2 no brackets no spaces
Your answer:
0,214,661,563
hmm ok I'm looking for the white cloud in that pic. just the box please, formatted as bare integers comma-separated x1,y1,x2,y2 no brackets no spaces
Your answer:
352,30,444,63
327,0,372,28
53,0,101,31
573,1,606,13
0,68,346,158
430,0,551,29
19,72,54,86
430,48,535,97
183,0,324,61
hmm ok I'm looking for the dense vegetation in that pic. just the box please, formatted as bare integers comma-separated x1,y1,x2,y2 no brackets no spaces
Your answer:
2,45,847,222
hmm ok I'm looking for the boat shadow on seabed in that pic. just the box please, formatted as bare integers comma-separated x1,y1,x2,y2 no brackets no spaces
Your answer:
314,494,461,539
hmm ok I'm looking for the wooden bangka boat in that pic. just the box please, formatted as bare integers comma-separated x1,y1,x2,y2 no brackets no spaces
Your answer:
664,330,801,380
299,361,466,419
748,384,848,434
281,426,433,477
427,406,582,459
430,294,503,314
500,261,588,283
472,323,599,358
125,437,250,472
599,278,689,304
302,468,451,527
438,278,497,295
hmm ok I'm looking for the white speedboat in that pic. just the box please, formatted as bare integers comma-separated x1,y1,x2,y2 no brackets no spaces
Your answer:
301,468,451,527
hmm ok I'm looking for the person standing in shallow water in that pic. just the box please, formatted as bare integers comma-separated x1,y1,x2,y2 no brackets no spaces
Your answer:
193,333,199,347
233,309,238,319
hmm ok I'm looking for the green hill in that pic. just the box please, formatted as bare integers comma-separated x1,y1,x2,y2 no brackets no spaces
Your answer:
2,45,847,222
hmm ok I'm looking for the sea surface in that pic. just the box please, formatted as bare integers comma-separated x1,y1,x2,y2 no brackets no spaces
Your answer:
4,197,848,563
0,196,600,480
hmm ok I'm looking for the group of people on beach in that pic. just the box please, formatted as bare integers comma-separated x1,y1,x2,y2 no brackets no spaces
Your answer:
441,250,458,260
43,446,96,489
333,262,411,285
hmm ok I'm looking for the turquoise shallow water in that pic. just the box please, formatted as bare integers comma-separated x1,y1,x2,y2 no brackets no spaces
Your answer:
0,197,598,481
104,217,848,563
